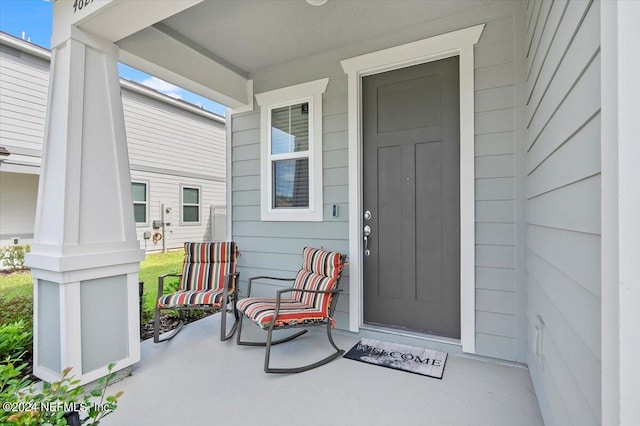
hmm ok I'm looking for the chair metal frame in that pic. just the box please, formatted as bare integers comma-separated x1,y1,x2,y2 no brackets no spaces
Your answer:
154,264,240,343
236,256,346,373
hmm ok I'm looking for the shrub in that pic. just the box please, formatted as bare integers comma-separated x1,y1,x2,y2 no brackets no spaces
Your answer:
1,362,123,426
0,245,30,270
0,320,32,361
0,295,33,329
0,357,34,425
140,299,154,325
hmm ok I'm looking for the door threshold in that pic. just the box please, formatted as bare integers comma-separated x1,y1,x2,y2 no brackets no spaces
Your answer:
359,324,462,347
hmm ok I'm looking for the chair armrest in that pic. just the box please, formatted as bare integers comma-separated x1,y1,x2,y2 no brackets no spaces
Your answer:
222,272,240,299
246,275,295,297
157,273,182,299
224,271,240,288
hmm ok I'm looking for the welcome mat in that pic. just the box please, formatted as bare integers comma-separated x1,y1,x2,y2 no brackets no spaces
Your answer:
343,338,448,379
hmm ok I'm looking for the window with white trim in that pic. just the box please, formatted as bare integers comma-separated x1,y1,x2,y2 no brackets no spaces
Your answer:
181,185,200,224
255,78,328,221
131,181,148,225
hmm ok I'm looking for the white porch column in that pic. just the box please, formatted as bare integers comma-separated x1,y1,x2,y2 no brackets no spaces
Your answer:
25,25,144,384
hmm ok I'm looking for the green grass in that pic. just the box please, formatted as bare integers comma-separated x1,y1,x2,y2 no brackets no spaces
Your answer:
138,249,183,286
0,271,32,299
0,271,33,329
0,251,185,326
138,250,184,322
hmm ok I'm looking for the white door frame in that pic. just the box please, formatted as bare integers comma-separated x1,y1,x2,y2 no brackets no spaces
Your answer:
341,24,484,354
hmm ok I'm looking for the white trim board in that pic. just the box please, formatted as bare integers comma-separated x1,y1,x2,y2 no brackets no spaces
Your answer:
601,1,640,423
340,24,484,354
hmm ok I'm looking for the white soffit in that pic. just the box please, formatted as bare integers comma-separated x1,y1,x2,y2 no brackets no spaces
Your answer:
117,26,251,109
157,0,493,73
114,0,493,108
52,0,203,47
77,1,203,43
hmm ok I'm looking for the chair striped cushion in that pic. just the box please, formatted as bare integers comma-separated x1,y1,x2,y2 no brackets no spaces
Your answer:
180,242,238,292
292,270,338,308
157,289,225,309
237,297,330,330
301,247,343,278
238,247,344,329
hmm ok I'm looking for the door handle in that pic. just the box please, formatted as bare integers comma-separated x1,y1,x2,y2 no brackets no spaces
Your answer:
363,225,372,256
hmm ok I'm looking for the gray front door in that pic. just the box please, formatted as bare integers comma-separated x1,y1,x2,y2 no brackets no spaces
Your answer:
362,57,460,339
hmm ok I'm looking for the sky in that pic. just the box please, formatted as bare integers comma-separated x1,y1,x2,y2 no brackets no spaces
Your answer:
0,0,226,116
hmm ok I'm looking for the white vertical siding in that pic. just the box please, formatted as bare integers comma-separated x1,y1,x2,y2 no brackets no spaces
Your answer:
524,1,601,425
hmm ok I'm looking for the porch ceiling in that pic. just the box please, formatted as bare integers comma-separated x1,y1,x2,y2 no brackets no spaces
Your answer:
114,0,493,106
157,0,493,74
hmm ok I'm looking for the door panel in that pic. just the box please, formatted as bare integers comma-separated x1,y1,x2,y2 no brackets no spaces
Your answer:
376,74,442,133
377,145,404,299
363,56,460,338
415,140,443,304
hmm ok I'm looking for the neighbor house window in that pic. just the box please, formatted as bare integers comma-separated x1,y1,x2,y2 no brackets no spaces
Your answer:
255,78,328,221
131,181,148,225
181,185,200,224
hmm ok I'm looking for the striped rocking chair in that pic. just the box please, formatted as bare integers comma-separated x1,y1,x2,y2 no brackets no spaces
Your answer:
154,242,240,343
236,247,347,373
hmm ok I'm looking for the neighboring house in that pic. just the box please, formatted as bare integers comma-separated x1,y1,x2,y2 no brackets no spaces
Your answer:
22,1,640,425
0,32,227,253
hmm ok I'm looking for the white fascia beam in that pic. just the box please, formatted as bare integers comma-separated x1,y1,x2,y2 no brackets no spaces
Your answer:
52,0,203,47
117,26,252,110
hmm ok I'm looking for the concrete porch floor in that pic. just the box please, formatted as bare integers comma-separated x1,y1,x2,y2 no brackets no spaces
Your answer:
105,315,543,426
